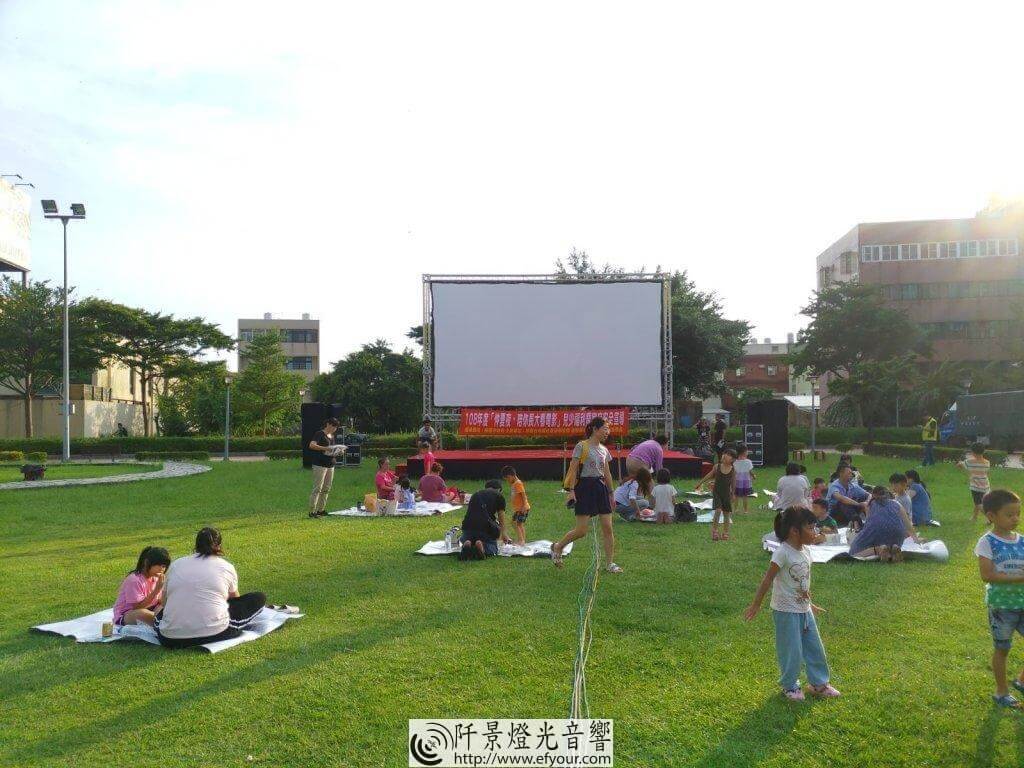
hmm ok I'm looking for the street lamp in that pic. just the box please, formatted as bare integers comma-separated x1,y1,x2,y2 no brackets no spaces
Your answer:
224,375,233,462
41,200,86,462
811,378,820,453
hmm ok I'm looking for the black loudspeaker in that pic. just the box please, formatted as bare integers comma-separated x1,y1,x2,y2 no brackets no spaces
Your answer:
300,402,328,469
745,399,789,466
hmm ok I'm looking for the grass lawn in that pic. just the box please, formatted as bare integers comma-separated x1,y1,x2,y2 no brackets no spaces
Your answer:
0,462,159,484
2,453,1024,767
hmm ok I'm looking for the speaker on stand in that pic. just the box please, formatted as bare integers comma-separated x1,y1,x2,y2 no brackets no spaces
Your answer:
745,399,789,466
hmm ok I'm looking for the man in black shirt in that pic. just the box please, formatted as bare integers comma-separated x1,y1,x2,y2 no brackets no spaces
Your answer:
459,479,511,560
308,417,343,518
713,414,727,460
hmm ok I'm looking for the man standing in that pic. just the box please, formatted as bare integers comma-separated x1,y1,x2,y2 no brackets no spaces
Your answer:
308,417,342,518
712,414,727,461
921,415,938,466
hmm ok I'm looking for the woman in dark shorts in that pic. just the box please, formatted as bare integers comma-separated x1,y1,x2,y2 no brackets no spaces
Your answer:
551,417,622,574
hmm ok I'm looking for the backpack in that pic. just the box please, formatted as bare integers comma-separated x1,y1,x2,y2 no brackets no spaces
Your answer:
563,440,590,490
674,500,697,523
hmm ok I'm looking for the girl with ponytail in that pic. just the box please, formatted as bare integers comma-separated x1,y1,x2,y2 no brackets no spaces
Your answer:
744,506,841,701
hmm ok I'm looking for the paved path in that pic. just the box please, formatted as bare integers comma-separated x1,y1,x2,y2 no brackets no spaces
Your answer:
0,461,211,491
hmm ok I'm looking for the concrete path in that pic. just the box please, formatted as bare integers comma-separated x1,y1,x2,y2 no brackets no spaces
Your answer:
0,461,211,491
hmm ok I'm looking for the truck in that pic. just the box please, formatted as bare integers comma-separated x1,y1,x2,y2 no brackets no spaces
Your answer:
939,390,1024,447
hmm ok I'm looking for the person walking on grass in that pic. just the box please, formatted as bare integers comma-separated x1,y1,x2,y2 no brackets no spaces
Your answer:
921,415,938,466
308,417,342,518
744,506,840,701
733,443,756,514
975,490,1024,708
696,447,737,541
958,443,991,521
552,417,622,574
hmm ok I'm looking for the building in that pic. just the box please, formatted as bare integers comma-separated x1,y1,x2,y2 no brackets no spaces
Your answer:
237,313,320,385
816,201,1024,362
699,335,813,426
0,360,162,438
0,176,31,286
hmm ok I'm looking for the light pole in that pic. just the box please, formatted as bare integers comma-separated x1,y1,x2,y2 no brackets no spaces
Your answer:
811,378,820,453
224,375,233,461
41,200,86,462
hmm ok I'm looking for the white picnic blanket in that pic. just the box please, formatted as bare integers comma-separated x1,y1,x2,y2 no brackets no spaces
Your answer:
328,502,462,517
416,539,575,558
32,606,303,654
761,529,949,563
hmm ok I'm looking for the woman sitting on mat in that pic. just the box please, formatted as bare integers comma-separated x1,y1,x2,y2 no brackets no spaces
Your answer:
418,461,459,504
613,468,654,521
112,546,171,627
155,527,267,649
849,485,922,563
552,417,622,574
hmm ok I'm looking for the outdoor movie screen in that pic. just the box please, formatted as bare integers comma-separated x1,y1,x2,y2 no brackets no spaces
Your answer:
430,280,664,407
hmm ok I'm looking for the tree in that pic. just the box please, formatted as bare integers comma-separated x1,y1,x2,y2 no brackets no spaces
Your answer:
789,282,932,438
554,251,750,398
733,387,775,415
90,304,234,436
0,279,114,436
156,360,230,436
232,330,305,436
902,360,968,422
310,340,422,433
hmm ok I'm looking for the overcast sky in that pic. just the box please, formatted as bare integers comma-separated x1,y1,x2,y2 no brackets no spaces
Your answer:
3,1,1022,370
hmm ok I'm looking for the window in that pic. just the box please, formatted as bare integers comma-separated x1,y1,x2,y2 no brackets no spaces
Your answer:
881,244,898,261
925,242,938,259
966,240,978,258
771,345,780,353
282,329,318,344
767,365,778,377
900,284,918,300
239,330,254,342
286,357,314,371
841,251,856,274
735,367,745,377
899,244,919,260
1009,239,1019,256
861,245,873,261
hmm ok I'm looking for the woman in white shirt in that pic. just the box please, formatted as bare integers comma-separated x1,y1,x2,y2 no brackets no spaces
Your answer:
774,462,810,511
155,527,266,649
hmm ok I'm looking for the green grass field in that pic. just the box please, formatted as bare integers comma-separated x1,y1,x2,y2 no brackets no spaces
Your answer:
2,454,1023,767
0,462,158,484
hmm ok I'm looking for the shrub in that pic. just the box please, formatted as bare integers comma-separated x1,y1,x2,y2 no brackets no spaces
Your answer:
135,451,209,461
25,451,47,462
788,442,807,451
862,442,1008,466
0,450,24,461
266,450,302,460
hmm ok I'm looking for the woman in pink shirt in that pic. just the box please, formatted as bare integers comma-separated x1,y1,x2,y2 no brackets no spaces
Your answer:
375,457,397,500
112,546,171,627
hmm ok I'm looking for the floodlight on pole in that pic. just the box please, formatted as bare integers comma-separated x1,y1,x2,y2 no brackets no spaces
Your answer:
40,200,87,462
13,182,35,189
0,173,23,180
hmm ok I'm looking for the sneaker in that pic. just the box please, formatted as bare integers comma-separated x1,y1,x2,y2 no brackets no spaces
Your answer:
783,687,805,702
807,683,841,698
1011,679,1024,696
993,693,1022,709
606,563,623,574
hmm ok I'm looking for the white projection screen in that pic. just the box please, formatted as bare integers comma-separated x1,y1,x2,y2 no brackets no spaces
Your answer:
430,280,665,407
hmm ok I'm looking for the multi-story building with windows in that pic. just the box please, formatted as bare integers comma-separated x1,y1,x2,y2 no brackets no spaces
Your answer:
816,201,1024,362
237,314,320,386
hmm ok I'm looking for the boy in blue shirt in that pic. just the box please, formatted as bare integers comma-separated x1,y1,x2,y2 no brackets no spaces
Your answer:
975,489,1024,708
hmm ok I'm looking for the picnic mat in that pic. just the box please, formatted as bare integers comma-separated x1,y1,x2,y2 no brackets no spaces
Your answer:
761,529,949,563
416,539,575,558
328,501,462,517
32,606,303,654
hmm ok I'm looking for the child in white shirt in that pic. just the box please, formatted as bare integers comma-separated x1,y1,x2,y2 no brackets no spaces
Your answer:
651,468,678,525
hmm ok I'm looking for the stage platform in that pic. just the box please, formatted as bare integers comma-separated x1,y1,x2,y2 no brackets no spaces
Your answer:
406,448,711,481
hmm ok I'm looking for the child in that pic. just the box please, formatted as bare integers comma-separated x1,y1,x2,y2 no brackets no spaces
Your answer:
696,448,737,541
744,506,840,701
419,441,436,476
904,469,934,526
112,546,171,627
651,468,678,525
958,443,991,521
501,465,531,545
396,476,416,511
974,490,1024,708
811,498,839,534
889,473,913,522
810,477,828,502
733,444,756,514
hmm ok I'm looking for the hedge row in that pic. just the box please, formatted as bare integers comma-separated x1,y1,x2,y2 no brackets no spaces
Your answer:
135,451,210,461
266,450,302,460
862,442,1008,466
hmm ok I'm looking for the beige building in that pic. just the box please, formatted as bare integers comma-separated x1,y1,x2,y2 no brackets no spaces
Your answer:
0,360,161,438
237,313,320,386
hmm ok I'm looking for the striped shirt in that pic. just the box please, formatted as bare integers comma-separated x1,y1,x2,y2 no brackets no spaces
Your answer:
963,455,991,493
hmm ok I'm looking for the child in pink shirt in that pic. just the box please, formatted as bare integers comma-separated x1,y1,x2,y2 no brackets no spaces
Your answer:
419,441,436,476
112,546,171,627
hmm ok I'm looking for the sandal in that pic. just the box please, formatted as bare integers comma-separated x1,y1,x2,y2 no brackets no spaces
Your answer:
606,563,623,574
711,529,720,542
551,543,564,568
721,532,731,541
875,546,892,563
993,693,1022,709
890,545,904,563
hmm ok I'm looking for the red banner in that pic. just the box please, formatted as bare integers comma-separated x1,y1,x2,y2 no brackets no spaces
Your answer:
459,408,631,437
